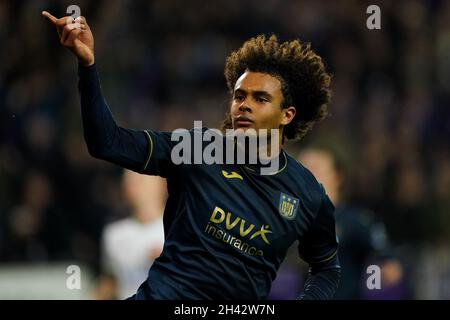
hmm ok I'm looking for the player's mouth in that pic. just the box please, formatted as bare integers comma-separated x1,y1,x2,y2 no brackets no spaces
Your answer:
234,116,254,128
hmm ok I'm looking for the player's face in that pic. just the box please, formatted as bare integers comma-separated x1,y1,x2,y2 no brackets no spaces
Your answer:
230,71,295,135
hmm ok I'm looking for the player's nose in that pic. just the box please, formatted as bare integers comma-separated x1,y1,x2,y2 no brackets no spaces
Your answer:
238,104,252,113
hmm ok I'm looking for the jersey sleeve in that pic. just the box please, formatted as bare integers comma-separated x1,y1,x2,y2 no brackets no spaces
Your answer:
140,130,179,178
298,186,340,267
78,64,149,172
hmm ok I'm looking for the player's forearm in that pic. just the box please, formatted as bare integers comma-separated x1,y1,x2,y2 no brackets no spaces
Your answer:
78,63,148,170
78,63,120,157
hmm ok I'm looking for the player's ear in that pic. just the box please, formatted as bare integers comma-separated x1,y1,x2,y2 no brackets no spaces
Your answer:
280,106,296,125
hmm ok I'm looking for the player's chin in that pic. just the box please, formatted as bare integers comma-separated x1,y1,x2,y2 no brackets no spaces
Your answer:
233,124,258,135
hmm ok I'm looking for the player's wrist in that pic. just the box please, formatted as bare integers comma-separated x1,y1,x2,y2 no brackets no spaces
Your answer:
79,57,95,67
78,60,97,77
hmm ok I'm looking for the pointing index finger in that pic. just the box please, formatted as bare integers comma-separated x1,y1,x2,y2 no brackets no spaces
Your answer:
42,11,58,24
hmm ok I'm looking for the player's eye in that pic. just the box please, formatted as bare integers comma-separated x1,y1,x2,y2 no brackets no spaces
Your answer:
234,94,244,102
255,97,268,103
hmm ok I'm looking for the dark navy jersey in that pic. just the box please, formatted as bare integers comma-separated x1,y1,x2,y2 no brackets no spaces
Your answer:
138,129,338,299
78,64,340,300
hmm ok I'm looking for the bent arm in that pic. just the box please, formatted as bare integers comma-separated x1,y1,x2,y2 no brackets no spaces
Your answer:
78,63,150,172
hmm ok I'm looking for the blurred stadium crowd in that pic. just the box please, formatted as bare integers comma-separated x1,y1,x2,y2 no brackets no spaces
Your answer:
0,0,449,299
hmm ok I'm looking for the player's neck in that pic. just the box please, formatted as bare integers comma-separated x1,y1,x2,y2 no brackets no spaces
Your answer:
258,132,283,159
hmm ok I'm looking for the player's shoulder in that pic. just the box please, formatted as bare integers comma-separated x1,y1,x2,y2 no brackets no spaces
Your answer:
167,126,219,143
145,127,208,141
186,126,213,134
103,218,137,238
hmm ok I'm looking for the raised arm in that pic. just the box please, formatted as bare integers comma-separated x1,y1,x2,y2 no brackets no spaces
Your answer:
42,11,150,173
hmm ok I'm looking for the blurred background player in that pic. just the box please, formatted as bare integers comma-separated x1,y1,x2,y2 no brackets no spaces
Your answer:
297,142,412,299
93,170,166,300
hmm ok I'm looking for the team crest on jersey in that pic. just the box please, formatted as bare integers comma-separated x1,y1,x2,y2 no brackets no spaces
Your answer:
278,193,299,220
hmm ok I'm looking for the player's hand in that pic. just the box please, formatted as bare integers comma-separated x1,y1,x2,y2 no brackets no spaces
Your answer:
42,11,95,67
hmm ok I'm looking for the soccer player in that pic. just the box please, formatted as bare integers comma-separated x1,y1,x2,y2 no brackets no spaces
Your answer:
94,170,166,300
43,11,341,300
298,144,387,299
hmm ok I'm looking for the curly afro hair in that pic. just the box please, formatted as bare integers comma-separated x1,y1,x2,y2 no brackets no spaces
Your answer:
221,34,332,141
